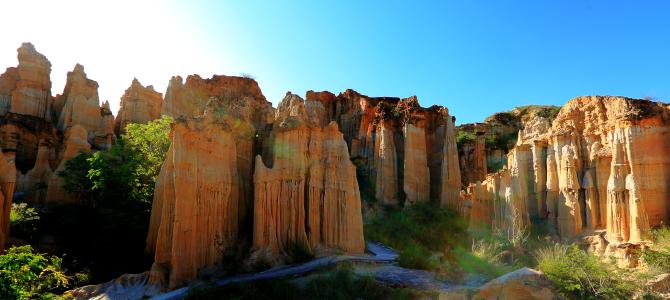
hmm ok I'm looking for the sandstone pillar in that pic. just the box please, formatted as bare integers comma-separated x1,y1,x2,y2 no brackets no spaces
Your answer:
532,140,547,218
0,150,16,250
557,146,582,240
403,123,430,204
375,122,398,206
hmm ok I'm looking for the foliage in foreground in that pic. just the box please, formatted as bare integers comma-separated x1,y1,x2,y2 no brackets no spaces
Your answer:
535,244,635,299
364,202,467,272
0,246,69,299
186,264,419,300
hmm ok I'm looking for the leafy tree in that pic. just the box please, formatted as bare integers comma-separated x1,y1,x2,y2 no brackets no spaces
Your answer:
59,115,172,211
123,115,172,209
0,245,69,299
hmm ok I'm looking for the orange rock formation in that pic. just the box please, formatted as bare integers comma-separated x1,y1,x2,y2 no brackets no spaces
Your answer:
464,96,670,247
145,74,273,289
305,91,461,208
252,93,365,257
114,79,163,135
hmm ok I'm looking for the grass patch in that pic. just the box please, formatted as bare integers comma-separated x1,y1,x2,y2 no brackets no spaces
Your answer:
364,202,467,272
643,225,670,271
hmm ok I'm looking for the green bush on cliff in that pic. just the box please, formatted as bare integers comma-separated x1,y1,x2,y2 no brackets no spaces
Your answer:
0,245,69,299
456,130,476,147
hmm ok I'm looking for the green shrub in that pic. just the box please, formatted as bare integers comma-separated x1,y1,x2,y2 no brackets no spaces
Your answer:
9,203,40,240
536,106,561,119
536,244,634,299
397,242,439,270
0,245,70,299
364,202,467,270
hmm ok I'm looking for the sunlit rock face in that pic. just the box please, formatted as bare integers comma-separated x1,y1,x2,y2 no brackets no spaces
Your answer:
0,43,58,173
147,117,240,289
146,74,274,289
93,100,115,150
305,90,461,208
115,79,163,135
55,64,103,134
253,93,364,258
147,82,463,288
464,96,670,245
0,43,53,119
161,74,268,120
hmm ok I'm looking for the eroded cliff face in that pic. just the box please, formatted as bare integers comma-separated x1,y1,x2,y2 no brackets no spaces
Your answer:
0,43,52,119
145,74,274,289
464,96,670,249
0,44,59,173
305,90,461,208
0,43,129,209
252,93,364,258
147,117,240,289
55,64,103,134
115,79,163,135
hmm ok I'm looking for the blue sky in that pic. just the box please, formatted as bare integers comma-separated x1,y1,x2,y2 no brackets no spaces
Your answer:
2,1,669,124
185,0,670,124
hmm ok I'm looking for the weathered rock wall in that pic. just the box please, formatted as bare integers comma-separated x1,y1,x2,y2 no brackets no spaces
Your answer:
1,43,53,119
305,90,461,207
464,96,670,245
55,64,103,134
252,93,364,257
147,117,239,289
